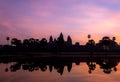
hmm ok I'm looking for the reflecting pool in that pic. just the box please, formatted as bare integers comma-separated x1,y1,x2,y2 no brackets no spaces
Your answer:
0,55,120,82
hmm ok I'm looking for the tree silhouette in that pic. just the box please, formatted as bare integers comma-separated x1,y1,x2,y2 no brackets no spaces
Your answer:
23,39,29,47
112,37,116,41
100,36,111,51
11,38,21,46
40,38,47,49
6,36,10,45
29,38,35,45
111,37,117,46
75,42,80,46
98,36,118,51
86,39,95,46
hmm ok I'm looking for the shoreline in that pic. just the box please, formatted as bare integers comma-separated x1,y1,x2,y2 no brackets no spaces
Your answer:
1,51,120,57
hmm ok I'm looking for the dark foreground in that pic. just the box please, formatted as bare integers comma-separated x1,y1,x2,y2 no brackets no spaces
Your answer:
0,53,120,74
1,51,120,57
0,53,120,82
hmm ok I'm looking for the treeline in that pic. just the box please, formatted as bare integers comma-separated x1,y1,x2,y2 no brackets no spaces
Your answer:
1,33,120,52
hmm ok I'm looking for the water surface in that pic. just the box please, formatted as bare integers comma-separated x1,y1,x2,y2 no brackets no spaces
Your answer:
0,55,120,82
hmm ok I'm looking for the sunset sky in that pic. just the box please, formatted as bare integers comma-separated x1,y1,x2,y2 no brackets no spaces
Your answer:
0,0,120,45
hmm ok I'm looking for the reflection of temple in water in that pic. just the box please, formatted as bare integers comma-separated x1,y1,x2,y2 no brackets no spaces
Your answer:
0,55,119,75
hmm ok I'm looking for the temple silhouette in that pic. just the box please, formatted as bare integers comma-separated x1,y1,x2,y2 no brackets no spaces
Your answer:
1,33,120,52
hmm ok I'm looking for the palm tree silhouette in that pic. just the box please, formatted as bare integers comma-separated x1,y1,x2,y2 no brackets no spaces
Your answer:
6,36,10,45
112,37,116,41
88,34,91,40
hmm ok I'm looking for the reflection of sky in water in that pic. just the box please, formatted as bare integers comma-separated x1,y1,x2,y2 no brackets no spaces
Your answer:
0,63,120,82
